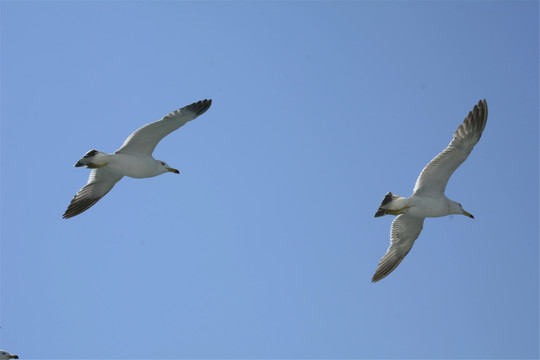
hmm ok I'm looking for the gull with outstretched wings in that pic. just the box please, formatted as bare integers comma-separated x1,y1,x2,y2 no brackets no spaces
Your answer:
63,99,212,219
372,99,488,282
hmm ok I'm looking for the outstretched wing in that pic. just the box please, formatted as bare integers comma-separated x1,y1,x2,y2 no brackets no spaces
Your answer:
63,168,123,219
115,99,212,156
372,215,425,282
413,99,488,197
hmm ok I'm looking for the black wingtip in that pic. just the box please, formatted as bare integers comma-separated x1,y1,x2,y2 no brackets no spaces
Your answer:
471,99,488,135
185,99,212,117
62,207,76,219
62,195,100,219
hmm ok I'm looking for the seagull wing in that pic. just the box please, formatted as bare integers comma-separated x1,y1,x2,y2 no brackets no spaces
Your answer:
115,99,212,156
63,168,123,219
372,215,425,282
413,99,488,197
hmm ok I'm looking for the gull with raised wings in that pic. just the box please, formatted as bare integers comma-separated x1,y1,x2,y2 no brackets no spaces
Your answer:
63,99,212,219
372,99,488,282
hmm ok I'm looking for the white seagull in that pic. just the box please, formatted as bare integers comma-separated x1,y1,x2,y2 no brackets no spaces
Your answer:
372,99,488,282
0,350,18,359
63,99,212,219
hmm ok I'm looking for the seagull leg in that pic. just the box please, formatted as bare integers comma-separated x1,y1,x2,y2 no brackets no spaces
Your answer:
386,206,410,216
86,162,109,169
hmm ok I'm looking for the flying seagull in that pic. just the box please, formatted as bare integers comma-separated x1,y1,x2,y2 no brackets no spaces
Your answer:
0,350,18,359
63,99,212,219
372,99,488,282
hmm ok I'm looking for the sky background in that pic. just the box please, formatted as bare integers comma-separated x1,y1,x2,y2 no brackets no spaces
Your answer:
1,1,538,359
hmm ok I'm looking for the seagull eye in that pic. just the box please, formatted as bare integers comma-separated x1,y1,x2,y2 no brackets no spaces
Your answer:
161,161,165,166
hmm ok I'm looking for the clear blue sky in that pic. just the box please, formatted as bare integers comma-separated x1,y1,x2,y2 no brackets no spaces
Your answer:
1,1,538,359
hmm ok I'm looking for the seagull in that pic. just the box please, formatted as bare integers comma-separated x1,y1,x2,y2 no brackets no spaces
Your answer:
0,350,18,359
63,99,212,219
372,99,488,282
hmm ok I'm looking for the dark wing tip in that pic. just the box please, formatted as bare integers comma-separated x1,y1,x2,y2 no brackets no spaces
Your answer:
475,98,487,119
455,99,488,141
371,260,401,283
371,246,411,283
371,261,398,282
480,98,488,126
62,196,100,219
371,263,394,283
184,99,212,117
471,98,488,136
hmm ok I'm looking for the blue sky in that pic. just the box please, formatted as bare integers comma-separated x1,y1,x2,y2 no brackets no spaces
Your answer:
1,1,538,359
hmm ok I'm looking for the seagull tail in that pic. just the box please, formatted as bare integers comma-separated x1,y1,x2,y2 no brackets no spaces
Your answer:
74,149,109,168
374,192,407,217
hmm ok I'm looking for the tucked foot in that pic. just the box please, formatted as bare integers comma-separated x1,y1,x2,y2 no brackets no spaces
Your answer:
86,162,108,169
386,207,410,216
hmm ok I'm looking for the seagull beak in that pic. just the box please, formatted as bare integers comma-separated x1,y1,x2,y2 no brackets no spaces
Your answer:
9,356,19,359
167,167,180,174
463,210,474,219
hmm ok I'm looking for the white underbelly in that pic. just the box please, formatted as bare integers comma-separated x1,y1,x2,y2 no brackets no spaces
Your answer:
108,154,159,178
407,196,449,218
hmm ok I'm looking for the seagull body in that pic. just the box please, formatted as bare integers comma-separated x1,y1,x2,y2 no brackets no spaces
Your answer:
63,99,212,219
372,99,488,282
78,152,170,179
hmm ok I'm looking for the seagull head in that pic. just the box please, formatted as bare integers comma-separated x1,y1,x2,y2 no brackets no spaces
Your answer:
0,350,19,359
157,160,179,175
450,201,474,219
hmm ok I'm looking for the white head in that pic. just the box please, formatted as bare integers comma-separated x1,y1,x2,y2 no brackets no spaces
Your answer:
0,350,19,359
156,160,179,175
449,200,474,218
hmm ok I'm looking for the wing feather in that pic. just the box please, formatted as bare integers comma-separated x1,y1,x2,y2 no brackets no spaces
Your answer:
413,99,488,196
115,99,212,156
372,215,424,282
63,168,123,219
